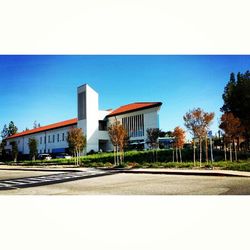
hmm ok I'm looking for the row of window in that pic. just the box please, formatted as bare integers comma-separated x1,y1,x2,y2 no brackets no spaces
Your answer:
40,149,52,154
40,133,66,145
122,114,145,137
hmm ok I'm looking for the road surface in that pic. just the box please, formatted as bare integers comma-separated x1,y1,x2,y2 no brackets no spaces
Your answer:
0,169,249,195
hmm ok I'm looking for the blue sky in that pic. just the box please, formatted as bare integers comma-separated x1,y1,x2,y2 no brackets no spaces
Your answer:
0,55,250,139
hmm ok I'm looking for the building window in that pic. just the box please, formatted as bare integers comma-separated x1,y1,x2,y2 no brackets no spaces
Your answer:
62,133,64,141
44,136,46,144
122,114,144,138
57,134,59,142
78,91,86,120
40,137,42,144
48,135,51,143
99,120,107,131
53,135,55,143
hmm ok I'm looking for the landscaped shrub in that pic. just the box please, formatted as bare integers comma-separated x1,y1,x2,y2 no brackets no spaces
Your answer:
212,161,250,171
6,148,250,172
127,162,140,168
104,162,113,167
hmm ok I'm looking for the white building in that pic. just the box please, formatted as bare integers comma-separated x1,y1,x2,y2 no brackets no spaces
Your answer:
5,84,162,155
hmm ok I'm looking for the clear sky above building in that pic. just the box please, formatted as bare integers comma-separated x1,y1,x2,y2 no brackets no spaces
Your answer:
0,55,250,139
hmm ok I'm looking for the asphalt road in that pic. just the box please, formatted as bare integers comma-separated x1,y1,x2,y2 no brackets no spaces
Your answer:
0,170,64,180
0,171,250,195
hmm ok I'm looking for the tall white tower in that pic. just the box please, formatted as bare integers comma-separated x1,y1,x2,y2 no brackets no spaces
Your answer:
77,84,99,153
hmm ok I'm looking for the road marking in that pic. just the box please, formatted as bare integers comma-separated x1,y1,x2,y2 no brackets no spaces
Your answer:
0,169,111,190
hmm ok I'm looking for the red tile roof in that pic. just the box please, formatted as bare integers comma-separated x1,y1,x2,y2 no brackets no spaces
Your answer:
107,102,162,117
7,118,78,139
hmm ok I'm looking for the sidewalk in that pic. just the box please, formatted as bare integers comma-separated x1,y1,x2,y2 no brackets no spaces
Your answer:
116,168,250,177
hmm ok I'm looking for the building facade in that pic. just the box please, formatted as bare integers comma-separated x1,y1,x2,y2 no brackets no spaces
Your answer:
5,84,162,155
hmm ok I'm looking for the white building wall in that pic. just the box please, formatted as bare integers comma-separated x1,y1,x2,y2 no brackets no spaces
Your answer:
77,84,100,153
98,110,111,140
7,125,76,155
107,106,161,149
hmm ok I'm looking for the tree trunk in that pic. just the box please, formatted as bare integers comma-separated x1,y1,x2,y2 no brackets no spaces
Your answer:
77,150,79,166
116,146,119,166
193,139,196,167
78,149,81,166
224,143,227,161
172,148,175,162
120,147,122,164
74,151,76,166
234,139,237,161
115,146,117,166
122,149,124,164
205,136,208,164
179,148,182,163
76,150,78,166
113,146,116,166
199,138,202,168
229,143,232,162
175,147,178,162
151,148,154,163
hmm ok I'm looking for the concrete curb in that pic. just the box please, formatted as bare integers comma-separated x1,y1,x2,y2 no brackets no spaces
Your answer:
1,166,250,178
103,168,250,178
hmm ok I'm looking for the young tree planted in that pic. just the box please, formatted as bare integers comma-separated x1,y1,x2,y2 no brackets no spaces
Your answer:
108,121,128,166
184,108,214,167
67,127,86,166
172,126,186,163
146,128,161,162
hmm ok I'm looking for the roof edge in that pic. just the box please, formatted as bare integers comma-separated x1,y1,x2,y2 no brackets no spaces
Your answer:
7,118,78,140
106,102,162,117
